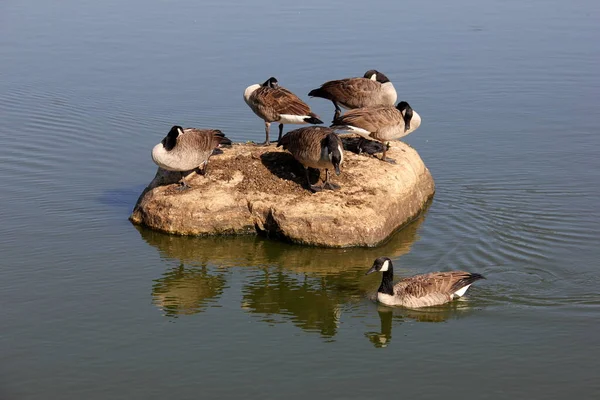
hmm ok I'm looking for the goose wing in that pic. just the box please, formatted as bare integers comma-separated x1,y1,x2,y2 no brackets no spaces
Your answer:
179,129,230,152
278,126,331,158
317,78,382,107
333,106,401,133
253,86,313,117
396,271,483,298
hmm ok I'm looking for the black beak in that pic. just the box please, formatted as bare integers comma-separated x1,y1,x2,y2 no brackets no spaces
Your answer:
365,265,378,275
404,120,411,132
334,164,341,176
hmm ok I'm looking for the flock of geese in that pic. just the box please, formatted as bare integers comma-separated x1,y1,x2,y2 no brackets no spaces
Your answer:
152,70,421,191
149,70,484,308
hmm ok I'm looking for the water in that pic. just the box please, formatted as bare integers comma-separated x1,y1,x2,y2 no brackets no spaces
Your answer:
1,0,600,398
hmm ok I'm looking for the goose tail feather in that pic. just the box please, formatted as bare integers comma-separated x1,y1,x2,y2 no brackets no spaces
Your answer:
451,273,486,292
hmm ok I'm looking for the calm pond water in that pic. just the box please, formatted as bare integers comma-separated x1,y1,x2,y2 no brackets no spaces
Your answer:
1,0,600,398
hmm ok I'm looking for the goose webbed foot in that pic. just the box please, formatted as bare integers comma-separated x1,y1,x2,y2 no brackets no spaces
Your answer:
323,181,340,191
380,144,395,163
304,167,323,193
257,140,271,147
309,184,323,193
177,181,192,191
197,164,209,177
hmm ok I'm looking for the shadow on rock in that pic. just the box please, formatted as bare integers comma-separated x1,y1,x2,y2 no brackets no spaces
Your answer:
341,137,384,155
259,151,322,188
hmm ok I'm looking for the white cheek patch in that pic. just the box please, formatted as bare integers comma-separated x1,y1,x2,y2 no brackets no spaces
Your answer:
178,127,185,135
370,74,377,81
380,260,390,272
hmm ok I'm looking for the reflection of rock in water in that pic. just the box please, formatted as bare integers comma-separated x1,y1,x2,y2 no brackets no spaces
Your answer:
152,264,227,317
241,270,346,338
134,211,427,275
136,214,431,334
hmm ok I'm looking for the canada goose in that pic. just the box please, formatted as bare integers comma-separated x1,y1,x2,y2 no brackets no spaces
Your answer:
331,101,421,163
244,77,323,146
308,70,397,121
365,257,485,308
277,126,344,192
151,125,232,189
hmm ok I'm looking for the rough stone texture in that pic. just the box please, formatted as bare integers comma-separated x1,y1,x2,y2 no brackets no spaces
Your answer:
130,140,435,247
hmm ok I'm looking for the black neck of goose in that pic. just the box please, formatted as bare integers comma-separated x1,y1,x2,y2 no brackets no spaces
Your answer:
377,266,394,295
162,134,177,151
376,73,390,84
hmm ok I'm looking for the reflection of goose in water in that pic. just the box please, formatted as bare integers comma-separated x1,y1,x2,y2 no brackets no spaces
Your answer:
135,213,429,334
364,302,476,348
152,264,227,317
364,308,394,348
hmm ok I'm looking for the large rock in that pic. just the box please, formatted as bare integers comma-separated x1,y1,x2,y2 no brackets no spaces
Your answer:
129,140,435,247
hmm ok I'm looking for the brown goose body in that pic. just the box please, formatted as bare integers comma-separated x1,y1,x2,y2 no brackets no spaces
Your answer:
244,77,323,145
152,126,230,172
331,101,421,162
366,257,485,309
152,126,231,189
277,126,344,192
309,70,397,120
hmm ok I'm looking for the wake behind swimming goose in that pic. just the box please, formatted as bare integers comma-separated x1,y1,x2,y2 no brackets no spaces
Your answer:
331,101,421,163
244,77,323,146
277,126,344,192
365,257,485,308
151,125,232,189
308,70,397,121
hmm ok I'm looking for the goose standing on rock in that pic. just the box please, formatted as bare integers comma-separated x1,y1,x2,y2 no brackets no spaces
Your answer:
365,257,485,308
331,101,421,163
277,126,344,192
151,125,232,189
308,70,397,121
244,77,323,146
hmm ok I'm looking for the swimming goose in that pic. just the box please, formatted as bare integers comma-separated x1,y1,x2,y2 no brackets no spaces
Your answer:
244,77,323,146
365,257,485,308
277,126,344,192
331,101,421,163
308,70,397,121
151,125,232,189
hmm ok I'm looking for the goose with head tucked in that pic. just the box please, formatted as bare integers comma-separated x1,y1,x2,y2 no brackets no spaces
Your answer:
365,257,485,308
308,70,397,121
277,126,344,192
151,125,232,189
244,77,323,146
331,101,421,163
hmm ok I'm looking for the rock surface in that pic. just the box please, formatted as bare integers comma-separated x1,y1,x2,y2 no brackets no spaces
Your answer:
130,140,435,247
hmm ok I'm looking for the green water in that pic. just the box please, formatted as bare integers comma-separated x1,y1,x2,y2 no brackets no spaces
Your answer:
1,0,599,398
